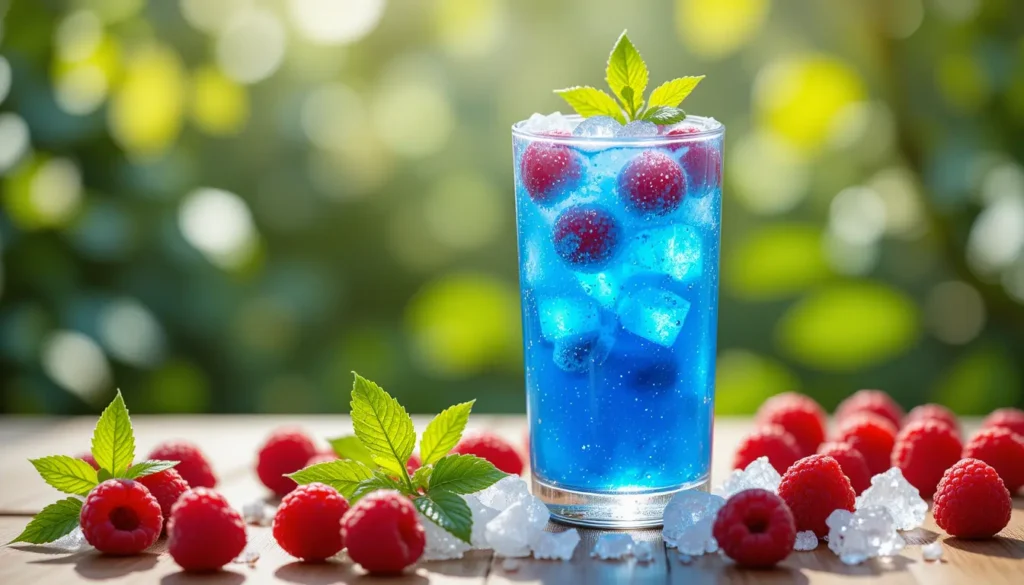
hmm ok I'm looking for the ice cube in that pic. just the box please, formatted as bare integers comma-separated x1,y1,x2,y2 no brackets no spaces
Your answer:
573,116,622,138
855,468,927,531
502,558,521,571
242,499,273,526
46,527,92,553
662,490,725,555
677,552,692,564
713,457,782,498
617,288,690,347
826,506,905,566
681,192,718,229
553,332,611,373
530,529,580,561
476,475,531,510
794,530,818,551
617,120,658,137
522,112,575,135
484,495,550,557
633,540,656,562
626,225,703,284
466,494,501,549
591,533,634,560
577,271,623,309
538,296,600,341
421,511,473,560
921,541,943,562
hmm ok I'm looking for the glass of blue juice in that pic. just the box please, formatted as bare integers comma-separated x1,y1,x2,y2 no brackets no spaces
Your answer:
512,115,724,527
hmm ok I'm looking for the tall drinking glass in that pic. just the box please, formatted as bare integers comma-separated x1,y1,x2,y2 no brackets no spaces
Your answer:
512,116,724,527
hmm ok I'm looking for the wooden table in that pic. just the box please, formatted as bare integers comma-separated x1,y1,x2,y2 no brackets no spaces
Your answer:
0,416,1021,584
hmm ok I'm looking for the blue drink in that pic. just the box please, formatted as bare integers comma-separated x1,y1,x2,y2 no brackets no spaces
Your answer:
512,115,724,527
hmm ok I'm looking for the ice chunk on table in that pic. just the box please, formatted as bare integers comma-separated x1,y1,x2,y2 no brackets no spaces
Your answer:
794,530,819,551
476,476,531,509
421,511,473,560
855,468,927,531
617,288,690,347
633,540,656,562
46,527,92,553
522,112,576,135
591,533,634,560
573,116,622,138
662,490,725,555
538,296,600,341
713,456,782,498
826,506,905,565
921,541,943,562
485,494,550,557
626,225,703,284
617,120,658,137
531,529,580,560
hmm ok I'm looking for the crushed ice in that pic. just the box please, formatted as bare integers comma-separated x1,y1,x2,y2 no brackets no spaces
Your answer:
794,530,818,551
591,533,635,560
661,490,725,555
826,507,905,565
242,499,274,526
531,529,580,561
573,116,622,138
617,120,658,138
855,468,927,531
233,546,260,566
45,527,92,553
713,457,781,498
521,112,576,135
633,541,656,562
921,541,943,562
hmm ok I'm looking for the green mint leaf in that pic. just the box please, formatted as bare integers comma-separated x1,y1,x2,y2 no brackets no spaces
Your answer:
428,454,506,495
419,400,474,465
620,87,637,119
327,435,377,468
642,106,687,125
606,30,648,115
97,468,113,482
29,456,98,497
287,459,375,500
414,491,472,543
351,472,407,504
90,389,135,476
9,497,82,544
350,373,416,479
553,86,625,124
647,76,704,109
412,466,432,491
124,460,179,480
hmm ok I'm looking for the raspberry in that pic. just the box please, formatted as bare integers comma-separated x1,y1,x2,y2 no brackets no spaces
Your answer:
712,489,796,568
306,451,338,466
904,404,959,436
80,479,163,555
733,425,802,474
453,432,524,475
78,453,99,470
168,488,247,571
817,441,871,495
341,490,425,574
778,455,856,537
755,392,827,456
273,483,350,561
680,143,722,192
136,468,190,528
256,428,318,496
962,427,1024,493
406,453,422,475
520,142,582,204
981,407,1024,438
834,389,904,430
832,413,898,476
617,151,686,215
891,420,963,498
552,205,622,270
148,440,217,488
933,458,1011,539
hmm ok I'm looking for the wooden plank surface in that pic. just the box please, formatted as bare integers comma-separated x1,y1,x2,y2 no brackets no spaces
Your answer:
0,416,1021,584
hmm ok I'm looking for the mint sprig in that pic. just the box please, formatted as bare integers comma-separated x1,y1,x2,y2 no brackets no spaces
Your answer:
288,373,508,543
555,30,704,125
10,389,179,545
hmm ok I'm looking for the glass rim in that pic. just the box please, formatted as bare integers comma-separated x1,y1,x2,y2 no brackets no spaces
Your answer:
511,114,724,146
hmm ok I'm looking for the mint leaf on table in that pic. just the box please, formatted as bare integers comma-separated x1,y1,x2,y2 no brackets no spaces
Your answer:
553,87,625,124
414,490,473,544
419,400,474,466
428,454,506,495
124,460,179,480
288,459,375,500
642,106,688,125
90,389,135,477
29,456,98,497
9,497,82,545
327,435,377,468
350,373,416,481
647,76,704,109
606,31,648,116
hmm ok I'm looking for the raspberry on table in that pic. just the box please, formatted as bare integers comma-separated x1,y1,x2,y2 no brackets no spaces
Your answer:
305,451,338,466
256,428,318,496
891,420,963,498
137,468,190,529
679,142,722,193
755,392,827,456
904,404,959,437
520,142,582,204
712,489,796,568
778,454,856,537
832,413,898,476
733,425,802,475
617,150,687,215
80,479,163,555
78,453,99,470
933,458,1012,539
552,205,622,270
834,389,904,430
148,440,217,488
453,432,524,475
981,407,1024,438
341,490,425,574
817,441,871,495
962,427,1024,493
273,482,350,562
168,488,247,571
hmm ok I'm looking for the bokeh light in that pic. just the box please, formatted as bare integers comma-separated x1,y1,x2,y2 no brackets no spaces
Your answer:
434,0,505,59
287,0,386,46
925,281,985,345
178,187,257,270
0,113,30,173
98,298,166,367
216,8,287,84
108,44,185,158
675,0,769,59
41,330,111,404
189,65,250,135
179,0,251,34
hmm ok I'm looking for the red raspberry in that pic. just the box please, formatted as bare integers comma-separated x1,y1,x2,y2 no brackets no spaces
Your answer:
904,404,959,436
168,488,247,571
80,479,163,555
273,483,350,561
256,428,318,496
617,151,686,215
733,425,802,474
520,142,582,204
453,432,524,475
933,458,1011,538
137,468,190,528
817,441,871,495
341,490,425,574
981,407,1024,437
680,142,722,192
148,440,217,488
552,205,622,270
833,413,898,476
778,455,856,537
306,451,338,466
406,453,422,475
755,392,827,456
78,453,99,470
962,427,1024,493
712,489,796,568
834,389,904,430
891,420,963,498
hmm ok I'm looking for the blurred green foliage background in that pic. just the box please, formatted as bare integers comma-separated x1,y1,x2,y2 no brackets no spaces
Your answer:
1,0,1023,416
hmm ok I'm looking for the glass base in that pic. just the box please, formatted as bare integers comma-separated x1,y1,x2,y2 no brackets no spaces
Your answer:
532,475,710,528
